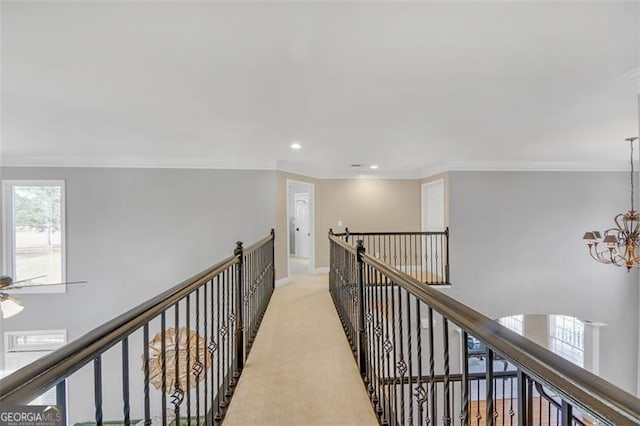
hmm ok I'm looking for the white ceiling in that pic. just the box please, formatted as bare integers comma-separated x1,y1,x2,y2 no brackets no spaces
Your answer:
1,1,639,178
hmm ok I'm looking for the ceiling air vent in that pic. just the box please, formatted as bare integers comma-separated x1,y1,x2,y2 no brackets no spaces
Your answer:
350,164,362,168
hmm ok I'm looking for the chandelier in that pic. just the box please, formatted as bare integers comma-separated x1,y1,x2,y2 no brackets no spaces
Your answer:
583,137,640,271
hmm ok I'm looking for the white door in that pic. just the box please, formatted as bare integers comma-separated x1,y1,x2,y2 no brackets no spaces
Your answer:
294,193,311,258
422,180,445,232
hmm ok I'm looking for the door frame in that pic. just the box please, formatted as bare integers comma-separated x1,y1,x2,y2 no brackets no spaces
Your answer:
286,179,315,276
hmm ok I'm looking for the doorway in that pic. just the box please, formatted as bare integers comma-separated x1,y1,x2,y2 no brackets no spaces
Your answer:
287,180,315,277
421,179,445,276
421,179,445,232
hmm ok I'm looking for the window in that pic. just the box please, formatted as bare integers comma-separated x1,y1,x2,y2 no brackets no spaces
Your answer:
2,180,66,292
499,315,524,335
549,315,584,367
3,330,67,405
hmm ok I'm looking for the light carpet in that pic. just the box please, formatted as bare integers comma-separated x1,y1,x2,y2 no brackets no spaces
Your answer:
224,274,378,425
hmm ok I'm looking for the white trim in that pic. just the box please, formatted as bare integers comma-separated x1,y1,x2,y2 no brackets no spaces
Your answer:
314,267,329,274
5,329,67,353
1,180,67,293
275,277,291,288
1,162,634,180
286,179,315,277
0,157,277,171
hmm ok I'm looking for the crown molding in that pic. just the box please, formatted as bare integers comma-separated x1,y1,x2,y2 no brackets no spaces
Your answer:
0,157,632,179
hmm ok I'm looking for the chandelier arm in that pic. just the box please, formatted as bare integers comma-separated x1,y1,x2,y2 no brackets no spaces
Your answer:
588,245,616,265
612,215,626,233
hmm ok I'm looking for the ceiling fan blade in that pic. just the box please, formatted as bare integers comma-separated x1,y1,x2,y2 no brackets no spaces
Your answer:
5,281,88,290
12,275,47,285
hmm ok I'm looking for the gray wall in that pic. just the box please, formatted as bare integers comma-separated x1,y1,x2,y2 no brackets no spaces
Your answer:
446,171,639,394
0,167,276,421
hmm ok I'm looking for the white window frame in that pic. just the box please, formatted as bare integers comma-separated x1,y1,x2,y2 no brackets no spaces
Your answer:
499,315,524,335
5,329,67,354
549,315,584,367
4,330,67,406
2,180,66,293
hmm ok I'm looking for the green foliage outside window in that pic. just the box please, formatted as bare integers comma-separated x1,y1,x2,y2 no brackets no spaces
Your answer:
14,186,62,242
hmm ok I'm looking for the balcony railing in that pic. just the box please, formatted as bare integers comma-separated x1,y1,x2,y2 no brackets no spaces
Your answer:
0,230,275,425
332,228,450,285
329,232,640,425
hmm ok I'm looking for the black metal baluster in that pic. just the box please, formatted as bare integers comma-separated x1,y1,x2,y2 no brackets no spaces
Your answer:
356,241,367,379
365,265,376,404
94,356,103,426
405,286,414,425
382,275,391,425
411,235,419,278
477,378,482,426
403,234,408,279
56,380,67,425
143,324,151,425
161,312,167,425
397,284,406,425
430,233,434,284
445,228,450,283
223,268,230,405
393,234,398,270
374,269,383,419
561,400,572,426
389,279,398,424
495,377,499,426
442,318,451,425
538,385,542,425
174,303,181,421
502,378,506,425
122,337,130,426
486,348,495,426
426,306,435,425
186,294,191,423
247,252,252,345
215,274,222,422
509,375,515,426
517,371,524,426
203,283,208,417
220,271,227,408
461,331,470,425
195,288,201,422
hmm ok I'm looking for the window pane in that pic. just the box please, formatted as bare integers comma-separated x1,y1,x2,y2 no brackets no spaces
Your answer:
13,333,66,348
549,315,584,367
12,186,62,284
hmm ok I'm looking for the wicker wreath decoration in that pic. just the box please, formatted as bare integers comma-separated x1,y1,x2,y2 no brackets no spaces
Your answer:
145,327,210,391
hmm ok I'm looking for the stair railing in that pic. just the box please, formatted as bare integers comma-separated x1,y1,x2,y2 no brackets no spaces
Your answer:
0,230,275,425
332,228,450,285
329,231,640,425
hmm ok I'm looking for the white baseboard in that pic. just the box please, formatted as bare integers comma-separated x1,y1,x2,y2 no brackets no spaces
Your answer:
314,267,329,274
275,277,291,288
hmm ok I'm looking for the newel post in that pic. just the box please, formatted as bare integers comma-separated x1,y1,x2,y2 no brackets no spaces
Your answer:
234,241,245,379
356,240,368,378
270,228,275,290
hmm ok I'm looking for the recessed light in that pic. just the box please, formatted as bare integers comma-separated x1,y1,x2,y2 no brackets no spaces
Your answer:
370,164,379,169
290,142,302,150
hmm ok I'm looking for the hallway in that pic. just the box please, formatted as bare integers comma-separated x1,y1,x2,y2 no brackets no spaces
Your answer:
224,274,378,425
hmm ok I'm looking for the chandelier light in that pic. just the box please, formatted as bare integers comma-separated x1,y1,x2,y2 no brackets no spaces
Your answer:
583,137,640,271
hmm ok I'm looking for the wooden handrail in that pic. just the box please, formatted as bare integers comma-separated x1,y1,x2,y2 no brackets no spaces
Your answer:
0,232,275,405
356,247,640,425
